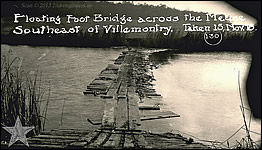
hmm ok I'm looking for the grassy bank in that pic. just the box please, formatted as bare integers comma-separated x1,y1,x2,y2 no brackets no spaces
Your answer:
1,51,50,141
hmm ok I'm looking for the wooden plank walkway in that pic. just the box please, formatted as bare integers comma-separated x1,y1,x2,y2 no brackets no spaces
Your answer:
1,49,210,149
1,128,209,149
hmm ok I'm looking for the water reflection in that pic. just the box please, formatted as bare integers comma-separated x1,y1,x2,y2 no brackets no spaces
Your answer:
149,49,180,66
147,50,261,146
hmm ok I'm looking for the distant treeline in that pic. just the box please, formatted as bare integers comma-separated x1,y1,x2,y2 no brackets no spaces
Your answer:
138,29,257,52
1,1,259,52
2,29,126,47
1,28,258,52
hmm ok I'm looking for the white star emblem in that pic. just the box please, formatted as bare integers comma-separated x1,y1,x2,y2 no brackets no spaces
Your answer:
2,117,34,147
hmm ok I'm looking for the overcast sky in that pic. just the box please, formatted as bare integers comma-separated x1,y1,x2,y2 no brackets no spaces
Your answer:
112,1,257,25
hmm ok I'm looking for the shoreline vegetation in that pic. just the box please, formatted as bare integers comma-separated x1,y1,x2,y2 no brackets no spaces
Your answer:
1,30,258,52
1,51,50,142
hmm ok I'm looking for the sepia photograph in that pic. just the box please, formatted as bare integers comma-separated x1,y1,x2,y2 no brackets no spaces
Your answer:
1,1,261,149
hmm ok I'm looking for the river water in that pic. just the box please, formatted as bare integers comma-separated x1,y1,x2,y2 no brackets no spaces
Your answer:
1,44,122,131
1,45,260,147
145,50,261,147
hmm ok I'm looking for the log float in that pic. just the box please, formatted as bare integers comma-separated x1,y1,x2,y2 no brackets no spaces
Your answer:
1,49,210,149
83,49,181,128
